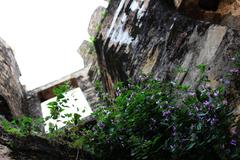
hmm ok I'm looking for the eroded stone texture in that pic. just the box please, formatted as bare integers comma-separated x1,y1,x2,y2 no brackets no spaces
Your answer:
0,37,43,119
0,38,25,117
88,6,107,38
78,40,96,67
0,144,13,160
95,0,240,107
76,65,99,111
25,91,43,118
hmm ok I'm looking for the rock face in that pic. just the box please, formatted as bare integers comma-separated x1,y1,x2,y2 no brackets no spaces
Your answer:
88,6,107,38
95,0,240,107
0,37,43,119
78,40,96,67
0,38,25,118
0,144,12,160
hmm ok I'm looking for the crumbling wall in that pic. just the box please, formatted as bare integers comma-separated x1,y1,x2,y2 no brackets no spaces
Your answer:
0,38,25,117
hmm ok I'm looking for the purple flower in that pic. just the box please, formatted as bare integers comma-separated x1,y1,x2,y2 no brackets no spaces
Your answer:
172,125,177,136
203,101,210,106
230,139,237,146
162,110,171,117
162,110,171,121
230,68,239,73
97,122,105,128
213,91,219,97
168,106,174,109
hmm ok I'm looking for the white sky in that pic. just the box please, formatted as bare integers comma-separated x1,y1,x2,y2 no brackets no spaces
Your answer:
0,0,108,128
0,0,108,90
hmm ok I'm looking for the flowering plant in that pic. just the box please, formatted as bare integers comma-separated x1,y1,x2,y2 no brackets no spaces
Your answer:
81,65,240,160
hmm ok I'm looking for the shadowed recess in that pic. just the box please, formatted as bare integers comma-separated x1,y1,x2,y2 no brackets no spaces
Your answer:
199,0,220,11
0,95,13,121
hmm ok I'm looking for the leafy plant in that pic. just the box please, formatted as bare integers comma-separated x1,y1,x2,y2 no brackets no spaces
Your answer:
1,62,239,160
77,65,240,160
47,82,70,120
0,116,44,137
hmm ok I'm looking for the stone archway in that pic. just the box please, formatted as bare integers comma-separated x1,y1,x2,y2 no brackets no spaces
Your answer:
0,96,13,121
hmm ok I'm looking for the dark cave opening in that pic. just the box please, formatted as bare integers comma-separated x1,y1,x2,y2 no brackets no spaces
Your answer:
0,96,13,121
198,0,220,11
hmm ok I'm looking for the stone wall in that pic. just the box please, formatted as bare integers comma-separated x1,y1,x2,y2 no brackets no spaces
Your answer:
95,0,240,107
0,38,25,117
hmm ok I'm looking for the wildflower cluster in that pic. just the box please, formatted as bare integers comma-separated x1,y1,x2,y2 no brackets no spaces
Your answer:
80,74,240,160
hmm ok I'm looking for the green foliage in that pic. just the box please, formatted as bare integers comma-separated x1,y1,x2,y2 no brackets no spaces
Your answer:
234,51,240,68
47,82,70,120
46,82,83,135
0,62,239,160
89,36,96,45
0,116,44,137
175,66,188,73
101,10,107,18
77,66,240,160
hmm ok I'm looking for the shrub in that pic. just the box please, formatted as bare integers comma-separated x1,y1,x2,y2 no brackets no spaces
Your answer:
80,74,240,159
